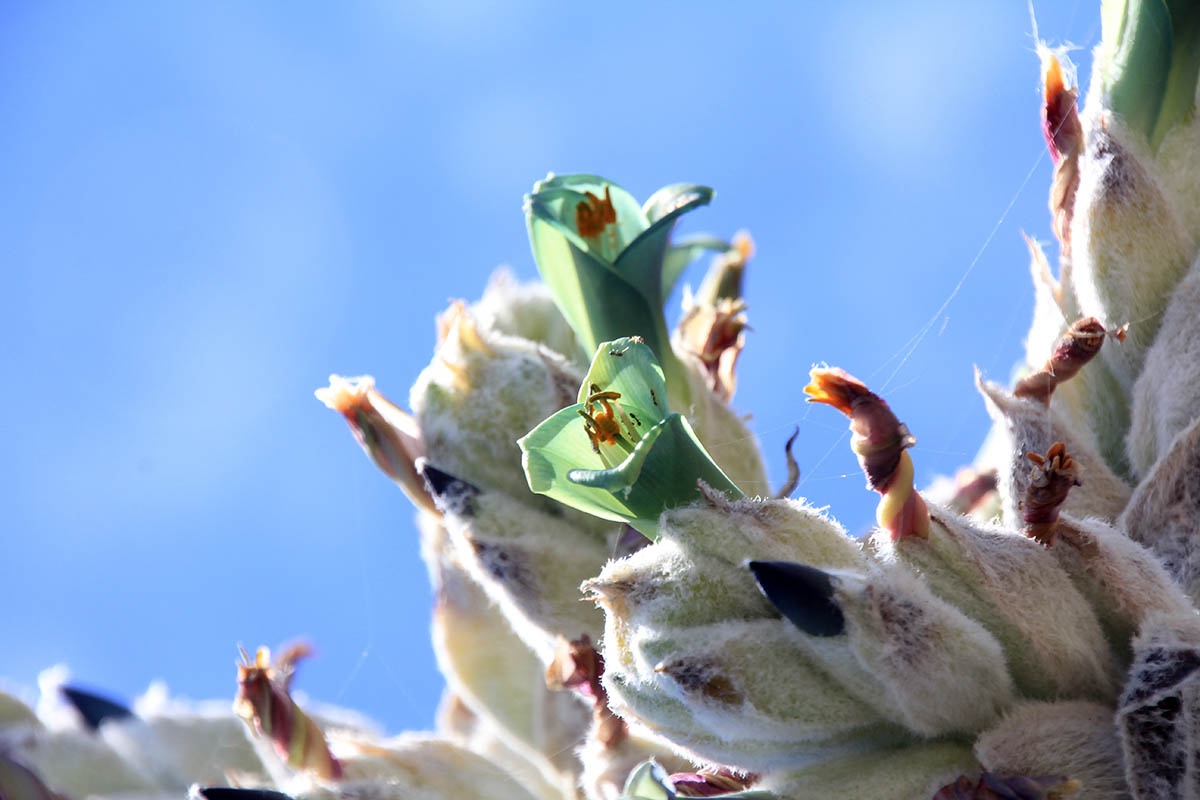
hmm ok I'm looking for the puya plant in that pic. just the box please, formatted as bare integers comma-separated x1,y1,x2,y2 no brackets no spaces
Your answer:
3,2,1200,798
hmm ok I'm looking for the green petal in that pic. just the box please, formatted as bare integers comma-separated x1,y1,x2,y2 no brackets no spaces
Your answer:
661,234,730,299
519,403,640,524
577,337,670,424
530,173,648,256
568,412,743,538
619,184,714,306
526,209,667,356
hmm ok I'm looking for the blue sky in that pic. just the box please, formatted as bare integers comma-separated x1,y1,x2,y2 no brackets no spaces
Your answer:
2,1,1099,734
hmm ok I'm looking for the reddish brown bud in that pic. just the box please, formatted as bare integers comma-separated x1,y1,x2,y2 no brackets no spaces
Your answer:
316,375,436,516
946,468,1000,516
545,635,626,748
234,645,342,780
1013,317,1119,403
1040,48,1084,258
804,368,929,540
1021,442,1081,546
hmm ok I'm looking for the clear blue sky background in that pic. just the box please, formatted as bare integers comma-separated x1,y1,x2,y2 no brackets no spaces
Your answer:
2,2,1099,735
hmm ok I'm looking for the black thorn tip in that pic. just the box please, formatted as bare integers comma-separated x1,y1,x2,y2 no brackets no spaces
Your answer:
60,685,134,731
748,560,845,637
416,458,479,514
194,790,295,800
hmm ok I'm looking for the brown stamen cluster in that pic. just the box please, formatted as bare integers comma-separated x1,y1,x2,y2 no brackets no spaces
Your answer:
575,186,617,238
1021,442,1082,547
1013,317,1124,403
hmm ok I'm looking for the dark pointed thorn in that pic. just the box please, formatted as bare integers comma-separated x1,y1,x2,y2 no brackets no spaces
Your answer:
416,458,479,515
748,561,845,637
60,685,133,731
192,790,295,800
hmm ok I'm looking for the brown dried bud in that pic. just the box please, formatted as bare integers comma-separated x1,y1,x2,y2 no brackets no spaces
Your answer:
1040,49,1083,258
233,645,342,780
669,767,758,798
804,367,929,540
1021,442,1081,546
946,468,1000,516
1013,317,1114,403
315,375,436,516
545,635,626,749
676,297,748,403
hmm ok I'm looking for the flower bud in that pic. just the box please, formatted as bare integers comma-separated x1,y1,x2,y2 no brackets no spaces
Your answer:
1020,443,1081,546
1039,47,1083,258
870,508,1120,702
976,374,1131,526
234,645,342,781
1119,416,1200,603
973,701,1124,799
411,300,609,534
315,375,435,516
805,367,929,540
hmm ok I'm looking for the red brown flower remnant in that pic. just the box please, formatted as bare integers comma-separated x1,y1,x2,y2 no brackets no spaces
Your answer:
933,771,1080,799
234,644,343,781
1021,442,1081,547
804,367,930,540
545,634,626,748
315,375,436,516
669,767,758,798
676,297,748,403
1013,317,1125,404
1040,47,1084,258
946,468,1000,516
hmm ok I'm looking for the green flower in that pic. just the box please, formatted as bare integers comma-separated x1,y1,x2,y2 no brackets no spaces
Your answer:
524,174,724,407
519,337,741,540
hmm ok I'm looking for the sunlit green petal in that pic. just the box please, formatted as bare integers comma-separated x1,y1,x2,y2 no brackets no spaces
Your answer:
661,234,730,299
577,337,669,424
621,761,673,800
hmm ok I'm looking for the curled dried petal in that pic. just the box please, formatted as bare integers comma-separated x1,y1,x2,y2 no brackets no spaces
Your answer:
805,367,929,540
676,297,748,402
1021,442,1081,546
545,635,626,748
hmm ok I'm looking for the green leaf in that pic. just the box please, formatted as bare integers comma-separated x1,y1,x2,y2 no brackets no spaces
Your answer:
661,234,730,299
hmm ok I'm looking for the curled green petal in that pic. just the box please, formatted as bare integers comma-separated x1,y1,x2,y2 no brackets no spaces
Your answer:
520,340,743,539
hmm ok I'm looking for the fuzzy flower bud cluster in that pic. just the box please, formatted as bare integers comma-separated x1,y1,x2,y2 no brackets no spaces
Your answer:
6,4,1200,799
